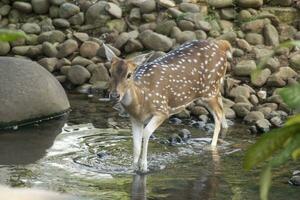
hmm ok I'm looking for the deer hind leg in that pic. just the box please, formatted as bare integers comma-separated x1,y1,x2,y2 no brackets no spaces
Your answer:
131,118,144,171
206,96,224,147
217,94,228,130
139,114,167,173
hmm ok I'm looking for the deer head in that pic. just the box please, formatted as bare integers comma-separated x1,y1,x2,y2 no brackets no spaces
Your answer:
103,44,151,102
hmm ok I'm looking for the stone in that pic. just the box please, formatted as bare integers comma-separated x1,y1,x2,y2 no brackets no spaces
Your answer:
73,32,89,42
53,18,70,28
71,56,93,66
50,0,65,6
250,94,259,105
244,111,265,124
0,42,10,56
224,107,236,119
245,33,264,45
68,12,84,25
155,20,177,36
196,20,211,31
57,39,78,58
237,0,263,8
241,19,267,33
270,116,282,127
251,68,271,87
49,6,60,18
267,74,286,87
290,54,300,70
124,39,143,53
190,106,209,116
0,57,69,127
60,65,71,75
265,57,280,72
220,8,236,19
234,60,256,76
208,0,233,8
262,7,299,25
31,0,50,14
59,2,80,18
179,129,191,142
67,65,91,85
39,18,55,32
174,30,196,44
275,67,297,80
80,41,100,58
21,23,41,34
38,57,58,72
13,1,32,13
232,102,252,117
139,0,156,14
38,30,66,43
230,86,251,98
179,3,199,13
158,0,175,8
0,5,11,16
256,119,271,132
195,30,207,40
11,46,31,56
27,45,43,58
105,2,122,18
85,1,110,24
42,42,58,57
114,32,130,49
89,64,110,84
177,20,194,31
106,19,127,33
264,24,279,46
139,30,173,51
56,58,71,69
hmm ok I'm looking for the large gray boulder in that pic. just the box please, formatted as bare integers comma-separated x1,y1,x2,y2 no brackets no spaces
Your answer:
0,57,70,128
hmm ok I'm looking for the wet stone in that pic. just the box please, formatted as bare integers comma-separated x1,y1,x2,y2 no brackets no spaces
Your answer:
191,121,206,129
169,117,182,125
179,129,192,142
168,133,183,145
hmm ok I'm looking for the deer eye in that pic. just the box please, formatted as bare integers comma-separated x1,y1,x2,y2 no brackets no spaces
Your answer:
127,73,132,79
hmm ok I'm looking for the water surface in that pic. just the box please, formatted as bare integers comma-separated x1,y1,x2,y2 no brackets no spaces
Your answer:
0,94,299,200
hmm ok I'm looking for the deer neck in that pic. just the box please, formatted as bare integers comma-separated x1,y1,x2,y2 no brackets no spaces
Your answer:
120,80,142,109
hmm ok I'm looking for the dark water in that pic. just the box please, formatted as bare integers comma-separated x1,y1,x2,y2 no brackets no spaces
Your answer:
0,94,299,200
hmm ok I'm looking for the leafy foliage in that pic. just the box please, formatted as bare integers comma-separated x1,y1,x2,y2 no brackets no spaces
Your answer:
0,29,27,42
245,40,300,200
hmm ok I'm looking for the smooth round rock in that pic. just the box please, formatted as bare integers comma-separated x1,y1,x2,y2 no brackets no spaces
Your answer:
31,0,50,14
67,65,91,85
0,42,10,56
80,41,100,58
13,1,32,13
0,57,70,127
59,2,80,18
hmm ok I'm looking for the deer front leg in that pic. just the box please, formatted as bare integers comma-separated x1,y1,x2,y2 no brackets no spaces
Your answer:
131,118,143,171
139,114,166,173
207,97,223,147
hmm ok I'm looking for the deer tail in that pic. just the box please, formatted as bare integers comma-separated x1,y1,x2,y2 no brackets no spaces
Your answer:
217,40,232,60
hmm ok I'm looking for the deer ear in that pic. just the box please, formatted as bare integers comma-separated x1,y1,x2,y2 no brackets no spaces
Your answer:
129,52,153,66
103,44,117,62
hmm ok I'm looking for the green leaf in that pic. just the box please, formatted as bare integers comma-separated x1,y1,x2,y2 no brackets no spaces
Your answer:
260,166,272,200
278,84,300,109
270,133,300,167
277,40,300,49
0,29,27,42
243,124,300,170
285,114,300,126
292,148,300,160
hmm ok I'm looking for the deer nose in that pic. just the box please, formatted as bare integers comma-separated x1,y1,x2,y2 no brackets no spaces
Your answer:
110,92,120,101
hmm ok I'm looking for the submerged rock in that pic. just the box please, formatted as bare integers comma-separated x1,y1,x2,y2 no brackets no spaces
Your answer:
0,57,69,128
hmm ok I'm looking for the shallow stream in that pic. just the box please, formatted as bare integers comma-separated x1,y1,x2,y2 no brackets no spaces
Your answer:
0,94,299,200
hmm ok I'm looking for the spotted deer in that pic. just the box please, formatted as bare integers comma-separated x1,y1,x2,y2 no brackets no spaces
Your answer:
104,40,231,173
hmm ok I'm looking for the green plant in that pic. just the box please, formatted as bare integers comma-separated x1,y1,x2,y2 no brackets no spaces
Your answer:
244,40,300,200
0,29,27,42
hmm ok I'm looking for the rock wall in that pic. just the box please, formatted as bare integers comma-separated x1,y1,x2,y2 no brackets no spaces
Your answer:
0,0,300,132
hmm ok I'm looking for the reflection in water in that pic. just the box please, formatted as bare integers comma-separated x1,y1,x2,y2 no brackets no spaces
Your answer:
130,149,222,200
0,116,67,165
131,175,147,200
